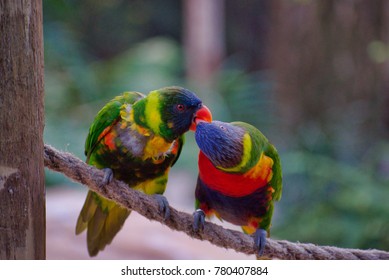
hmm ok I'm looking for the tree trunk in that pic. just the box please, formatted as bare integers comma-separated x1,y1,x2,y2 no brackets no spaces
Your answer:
183,0,225,88
0,0,45,259
270,0,389,156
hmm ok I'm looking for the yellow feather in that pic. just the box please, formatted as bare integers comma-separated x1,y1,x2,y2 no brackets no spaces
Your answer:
242,217,264,235
100,205,131,249
144,91,162,134
244,153,274,182
134,173,169,195
142,136,173,160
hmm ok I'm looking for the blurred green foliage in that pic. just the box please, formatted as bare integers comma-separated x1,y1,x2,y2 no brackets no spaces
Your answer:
43,0,389,252
277,147,389,249
43,0,185,185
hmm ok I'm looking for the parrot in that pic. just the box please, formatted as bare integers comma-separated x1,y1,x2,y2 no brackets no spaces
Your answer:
75,86,212,256
192,120,282,256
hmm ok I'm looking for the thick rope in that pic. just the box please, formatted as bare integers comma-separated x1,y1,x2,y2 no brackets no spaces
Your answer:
43,144,389,260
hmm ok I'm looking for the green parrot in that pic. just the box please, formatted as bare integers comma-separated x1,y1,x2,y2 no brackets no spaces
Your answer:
76,86,212,256
192,120,282,256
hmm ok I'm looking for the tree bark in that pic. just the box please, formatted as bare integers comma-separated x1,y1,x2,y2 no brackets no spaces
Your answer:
0,0,45,259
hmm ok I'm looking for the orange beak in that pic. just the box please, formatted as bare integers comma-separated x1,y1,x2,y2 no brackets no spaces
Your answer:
190,105,213,131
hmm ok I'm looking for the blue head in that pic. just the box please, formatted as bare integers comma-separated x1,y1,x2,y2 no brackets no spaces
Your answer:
195,120,245,168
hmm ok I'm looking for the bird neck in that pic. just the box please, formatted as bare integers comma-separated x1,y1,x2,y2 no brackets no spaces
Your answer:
132,95,175,142
121,102,174,161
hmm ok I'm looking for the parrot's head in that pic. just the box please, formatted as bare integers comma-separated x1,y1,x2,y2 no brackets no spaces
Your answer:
134,86,212,142
195,121,245,169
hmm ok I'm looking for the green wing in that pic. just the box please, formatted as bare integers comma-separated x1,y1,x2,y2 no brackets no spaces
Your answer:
85,91,145,162
265,144,282,201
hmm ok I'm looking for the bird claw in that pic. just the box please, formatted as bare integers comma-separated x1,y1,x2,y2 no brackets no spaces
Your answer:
100,168,114,187
193,209,205,232
254,229,267,256
153,194,170,220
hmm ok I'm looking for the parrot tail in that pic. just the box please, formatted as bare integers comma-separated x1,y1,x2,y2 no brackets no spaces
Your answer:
76,191,131,257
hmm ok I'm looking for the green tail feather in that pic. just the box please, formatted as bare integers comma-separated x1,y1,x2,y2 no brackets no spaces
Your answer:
76,191,131,257
76,191,98,234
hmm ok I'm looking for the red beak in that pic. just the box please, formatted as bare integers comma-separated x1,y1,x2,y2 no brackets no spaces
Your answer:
190,105,213,131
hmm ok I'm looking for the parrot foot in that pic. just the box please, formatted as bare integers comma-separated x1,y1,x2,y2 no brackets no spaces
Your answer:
100,168,114,187
153,194,170,220
193,209,205,232
254,228,267,256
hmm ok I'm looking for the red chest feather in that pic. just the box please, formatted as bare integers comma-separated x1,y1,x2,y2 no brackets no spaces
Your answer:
198,152,272,197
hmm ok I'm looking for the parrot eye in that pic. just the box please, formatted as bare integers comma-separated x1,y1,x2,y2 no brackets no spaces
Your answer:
219,125,226,131
176,104,186,111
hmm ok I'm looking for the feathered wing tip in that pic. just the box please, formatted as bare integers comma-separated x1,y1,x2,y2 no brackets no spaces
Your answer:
87,204,131,256
76,191,97,234
75,191,131,257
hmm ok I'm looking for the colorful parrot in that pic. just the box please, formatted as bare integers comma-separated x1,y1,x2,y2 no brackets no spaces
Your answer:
192,120,282,256
76,86,212,256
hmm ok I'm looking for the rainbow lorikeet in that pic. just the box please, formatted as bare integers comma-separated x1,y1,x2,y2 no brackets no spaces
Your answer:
76,86,212,256
193,120,282,256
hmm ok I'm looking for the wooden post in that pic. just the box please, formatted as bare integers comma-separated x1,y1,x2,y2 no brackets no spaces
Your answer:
0,0,45,259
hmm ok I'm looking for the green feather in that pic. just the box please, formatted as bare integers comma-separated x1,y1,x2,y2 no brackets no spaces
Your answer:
77,87,200,257
231,121,282,201
195,120,282,236
85,91,145,162
264,141,282,202
75,191,98,234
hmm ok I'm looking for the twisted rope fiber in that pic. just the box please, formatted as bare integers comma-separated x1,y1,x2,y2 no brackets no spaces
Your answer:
43,144,389,260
